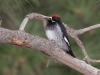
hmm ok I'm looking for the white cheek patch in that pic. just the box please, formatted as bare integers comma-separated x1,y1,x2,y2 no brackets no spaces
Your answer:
52,20,55,22
49,17,55,22
64,36,70,45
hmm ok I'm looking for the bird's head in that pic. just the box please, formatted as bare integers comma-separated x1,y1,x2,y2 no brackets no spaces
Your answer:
44,14,61,22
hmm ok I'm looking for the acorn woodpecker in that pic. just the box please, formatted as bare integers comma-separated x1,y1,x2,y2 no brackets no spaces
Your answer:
44,14,75,57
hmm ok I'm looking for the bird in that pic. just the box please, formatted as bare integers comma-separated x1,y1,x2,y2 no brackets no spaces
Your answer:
44,14,75,57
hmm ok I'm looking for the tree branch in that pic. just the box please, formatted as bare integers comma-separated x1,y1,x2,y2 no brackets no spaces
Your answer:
0,12,100,74
0,27,100,75
19,13,100,64
76,24,100,35
63,23,100,64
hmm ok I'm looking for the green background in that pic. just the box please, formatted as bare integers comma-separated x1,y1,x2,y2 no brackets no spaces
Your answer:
0,0,100,75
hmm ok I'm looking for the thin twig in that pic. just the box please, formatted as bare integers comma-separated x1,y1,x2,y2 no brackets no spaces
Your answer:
76,24,100,35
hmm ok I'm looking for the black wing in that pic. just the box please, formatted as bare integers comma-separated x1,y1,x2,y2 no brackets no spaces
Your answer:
63,35,75,57
58,22,75,57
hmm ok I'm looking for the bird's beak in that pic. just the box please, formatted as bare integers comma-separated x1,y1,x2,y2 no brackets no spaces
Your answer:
44,17,52,21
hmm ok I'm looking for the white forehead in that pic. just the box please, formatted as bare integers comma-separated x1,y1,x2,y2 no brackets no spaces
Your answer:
49,17,55,22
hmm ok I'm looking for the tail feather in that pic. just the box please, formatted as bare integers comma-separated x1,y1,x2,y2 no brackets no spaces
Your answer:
66,50,75,58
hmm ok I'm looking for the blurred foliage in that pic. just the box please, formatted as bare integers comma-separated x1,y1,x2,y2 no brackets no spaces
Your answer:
0,0,100,75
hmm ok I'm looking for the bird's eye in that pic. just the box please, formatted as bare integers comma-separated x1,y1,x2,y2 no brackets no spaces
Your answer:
52,17,59,22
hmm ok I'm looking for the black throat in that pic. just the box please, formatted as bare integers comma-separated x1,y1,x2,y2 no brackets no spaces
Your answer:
46,19,67,34
46,21,57,30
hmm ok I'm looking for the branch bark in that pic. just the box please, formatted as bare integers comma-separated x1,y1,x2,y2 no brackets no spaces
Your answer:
1,12,100,75
0,27,100,75
19,13,100,64
76,24,100,35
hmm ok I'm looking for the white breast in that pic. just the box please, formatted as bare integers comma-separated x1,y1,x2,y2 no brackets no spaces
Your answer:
46,30,56,40
46,25,62,41
45,25,69,51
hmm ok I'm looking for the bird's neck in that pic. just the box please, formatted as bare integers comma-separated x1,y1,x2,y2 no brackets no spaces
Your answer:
46,19,64,30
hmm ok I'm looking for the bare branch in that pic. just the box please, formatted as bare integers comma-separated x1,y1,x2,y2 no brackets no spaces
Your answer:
64,23,100,63
0,27,100,75
19,13,100,64
19,13,48,30
72,37,88,57
19,17,29,30
76,24,100,35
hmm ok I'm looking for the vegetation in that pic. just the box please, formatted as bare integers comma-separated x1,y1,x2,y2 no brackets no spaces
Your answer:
0,0,100,75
